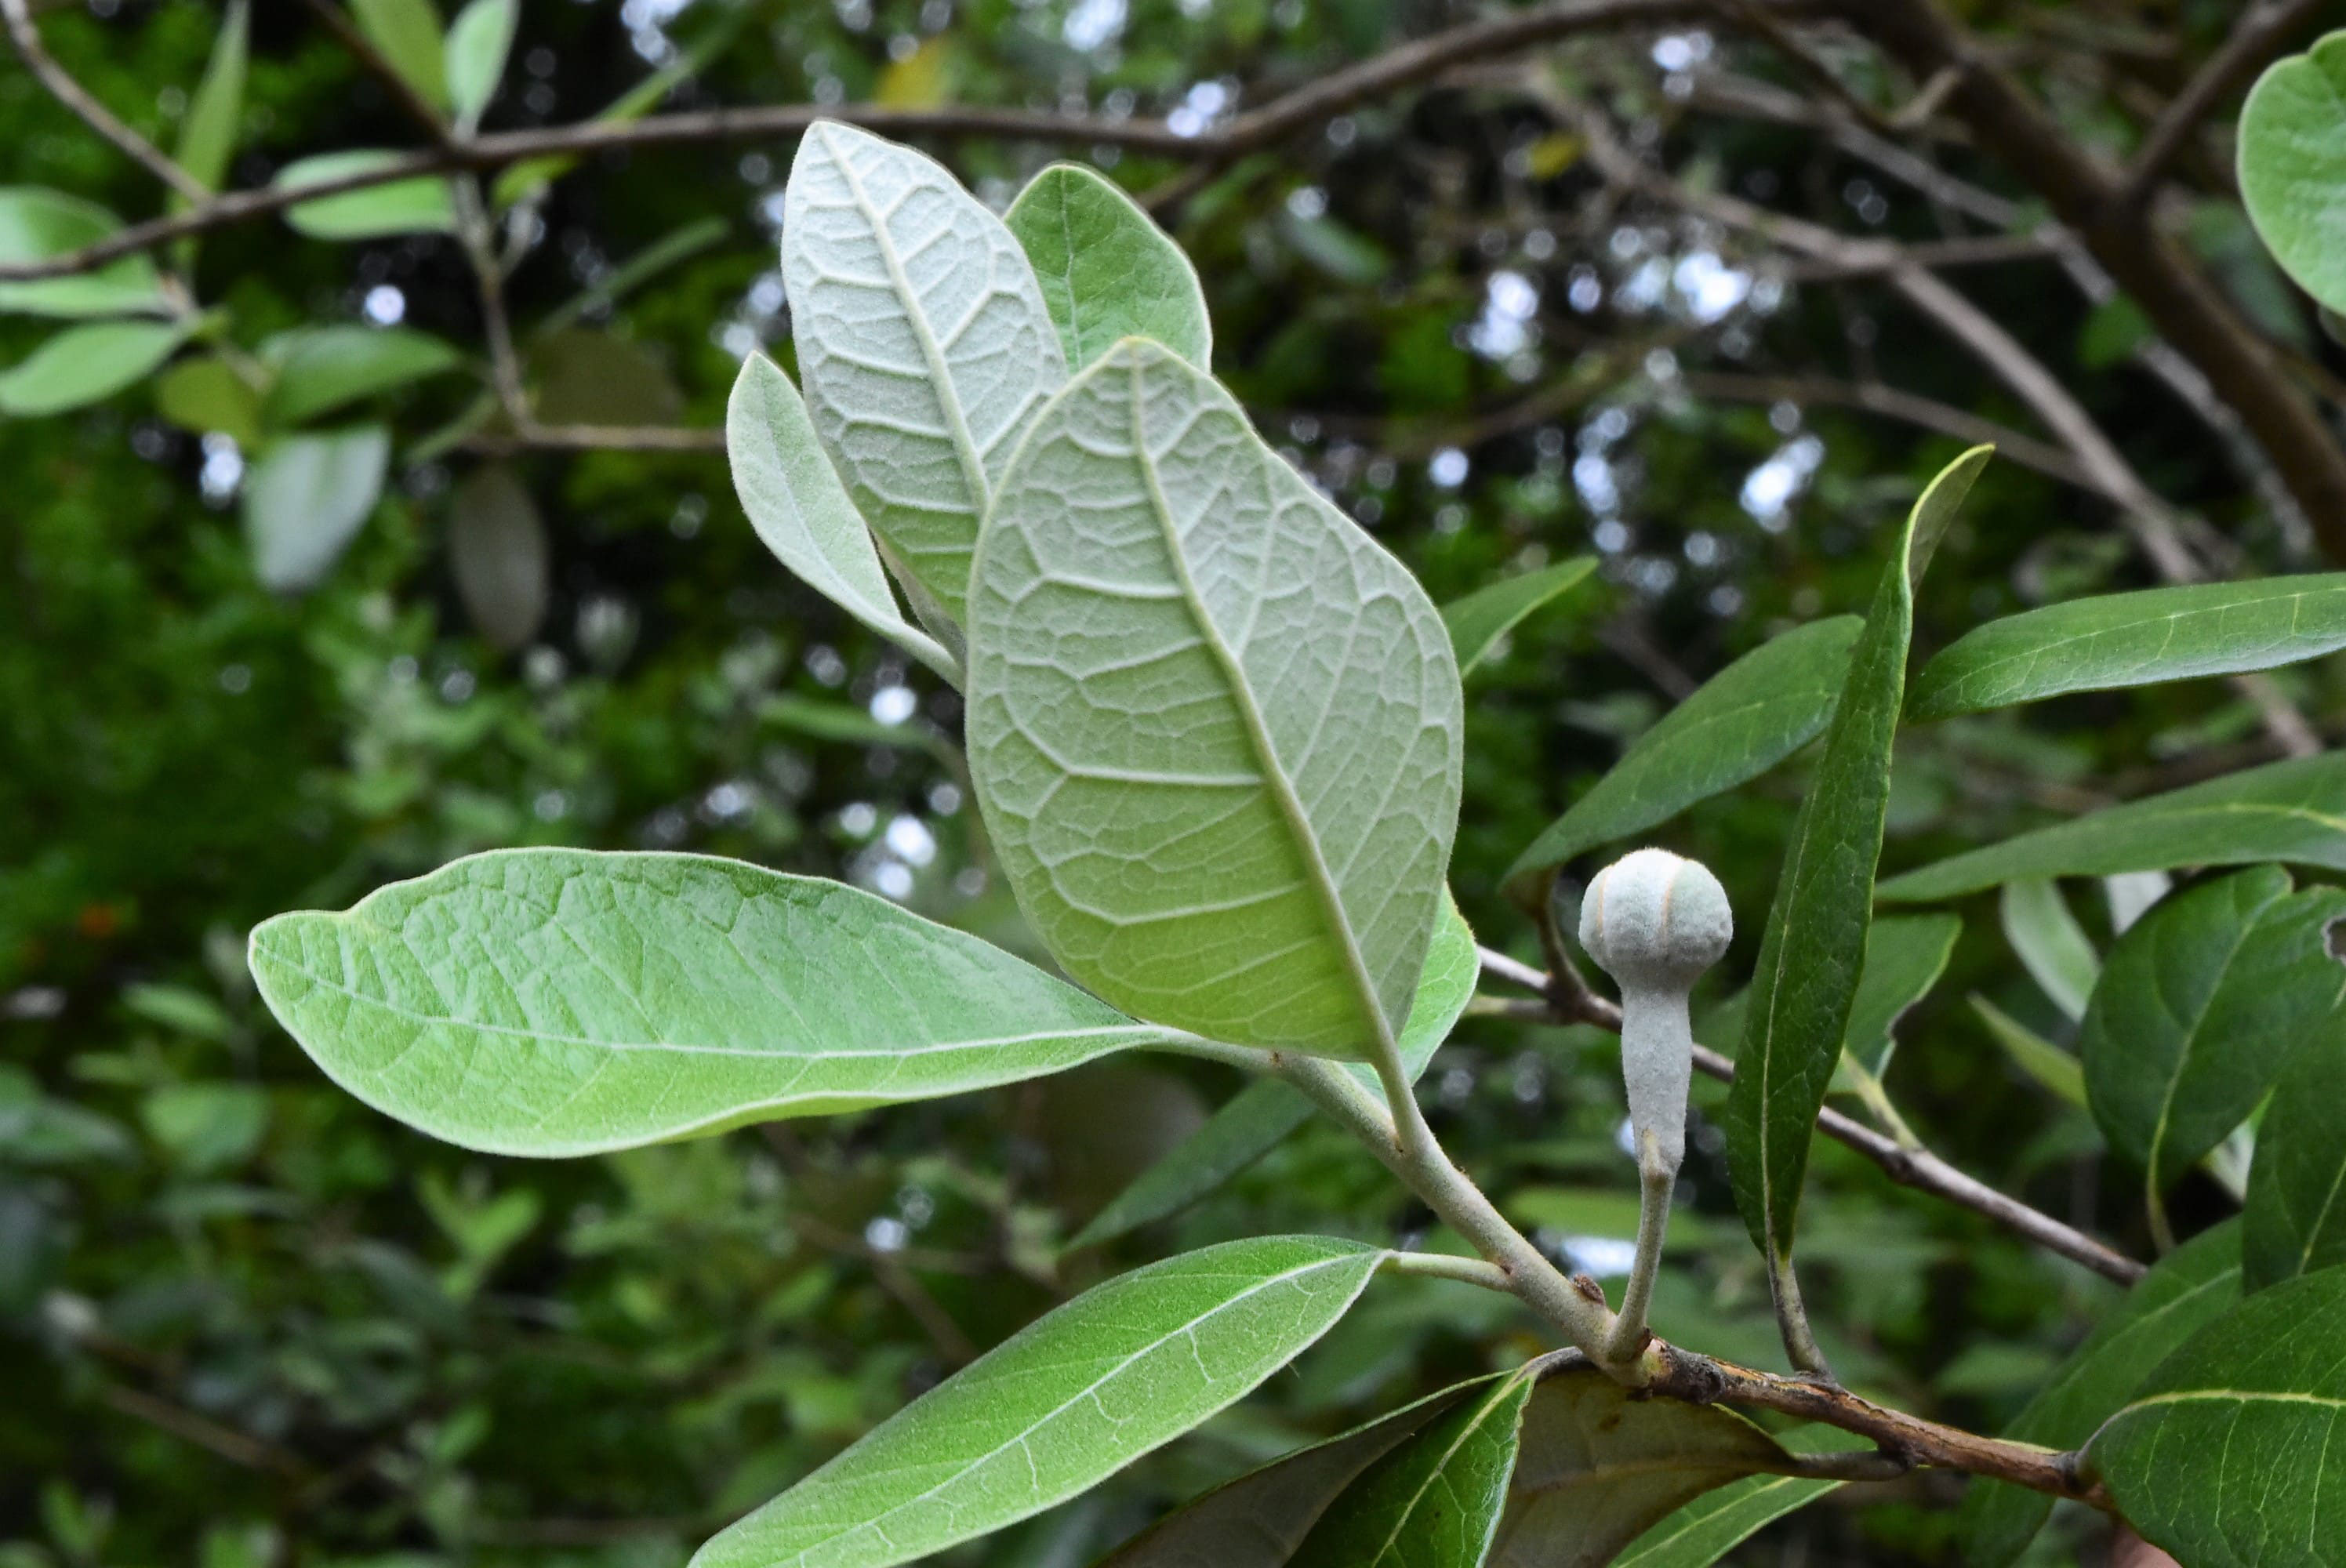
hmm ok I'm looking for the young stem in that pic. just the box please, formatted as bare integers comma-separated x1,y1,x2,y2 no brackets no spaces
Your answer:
1603,1139,1674,1363
1767,1248,1835,1380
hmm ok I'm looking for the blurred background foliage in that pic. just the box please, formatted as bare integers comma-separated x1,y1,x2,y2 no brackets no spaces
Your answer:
5,0,2341,1563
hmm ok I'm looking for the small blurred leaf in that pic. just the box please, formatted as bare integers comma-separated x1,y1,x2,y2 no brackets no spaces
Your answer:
154,357,264,447
2000,880,2098,1022
1969,995,2086,1109
445,0,518,131
122,982,234,1041
1842,912,1962,1076
278,151,457,239
1441,557,1598,676
1278,212,1388,284
262,325,464,427
172,0,249,195
351,0,450,111
0,187,168,318
448,464,549,652
242,426,392,592
142,1082,269,1174
2076,294,2151,369
529,328,681,426
0,320,188,416
873,35,953,108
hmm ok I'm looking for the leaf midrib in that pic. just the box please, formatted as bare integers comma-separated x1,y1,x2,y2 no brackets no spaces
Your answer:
1125,355,1399,1058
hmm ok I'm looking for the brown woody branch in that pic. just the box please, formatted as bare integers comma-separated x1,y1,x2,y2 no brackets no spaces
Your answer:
1477,949,2148,1285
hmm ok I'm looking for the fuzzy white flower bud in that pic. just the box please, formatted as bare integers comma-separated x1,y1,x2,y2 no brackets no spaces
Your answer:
1580,848,1732,1177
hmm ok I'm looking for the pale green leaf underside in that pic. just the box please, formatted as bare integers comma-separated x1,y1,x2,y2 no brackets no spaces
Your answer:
1727,447,1992,1260
1440,556,1598,677
1958,1221,2241,1568
2246,1034,2346,1291
967,339,1462,1057
1072,895,1476,1247
783,119,1066,622
1999,880,2097,1022
2241,32,2346,315
1909,575,2346,720
692,1236,1384,1568
445,0,519,131
2087,1265,2346,1566
1006,163,1211,372
243,425,390,593
248,848,1182,1158
727,354,960,684
2080,868,2346,1187
172,0,248,195
1842,912,1961,1076
0,318,187,416
276,151,457,239
1290,1366,1532,1568
1505,616,1861,891
0,187,169,318
1491,1356,1799,1568
1877,753,2346,902
1091,1381,1487,1567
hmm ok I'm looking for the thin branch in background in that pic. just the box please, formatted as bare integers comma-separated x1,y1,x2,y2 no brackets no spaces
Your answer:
1,0,209,201
100,1384,313,1479
1474,949,2149,1285
2110,0,2332,214
1680,370,2095,490
463,423,728,456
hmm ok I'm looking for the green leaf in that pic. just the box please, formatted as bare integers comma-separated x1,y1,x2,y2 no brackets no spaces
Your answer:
1005,164,1212,372
692,1236,1385,1568
260,325,464,426
2086,1264,2346,1566
1843,912,1961,1076
2081,866,2346,1191
444,0,518,132
1611,1475,1839,1568
242,426,390,593
1440,557,1598,677
2241,31,2346,315
249,848,1189,1158
725,353,960,684
350,0,450,111
172,0,249,194
278,151,457,240
141,1082,269,1174
1967,996,2085,1109
966,339,1461,1058
0,187,169,318
1725,448,1991,1269
154,356,264,447
448,463,548,652
1504,617,1862,891
784,120,1066,622
1957,1221,2240,1568
1878,753,2346,902
0,320,188,416
1488,1357,1803,1567
1288,1366,1534,1568
1092,1380,1489,1566
2245,1032,2346,1291
1908,576,2346,721
1072,897,1478,1248
1999,880,2098,1022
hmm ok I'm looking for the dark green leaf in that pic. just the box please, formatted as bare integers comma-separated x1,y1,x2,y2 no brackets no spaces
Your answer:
2081,867,2345,1191
1489,1356,1803,1567
448,463,549,652
1440,557,1598,677
242,426,390,592
1006,164,1211,371
154,356,264,447
1070,896,1477,1248
278,152,457,239
1843,913,1962,1076
692,1236,1385,1568
1505,616,1862,891
1878,753,2346,903
0,187,168,318
261,325,465,426
2245,1034,2346,1292
1958,1221,2241,1568
1291,1367,1533,1568
2240,31,2346,314
2086,1264,2346,1565
1967,996,2085,1109
1090,1381,1491,1567
1999,880,2098,1022
0,320,187,416
249,848,1191,1157
1726,448,1991,1269
1909,576,2346,721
